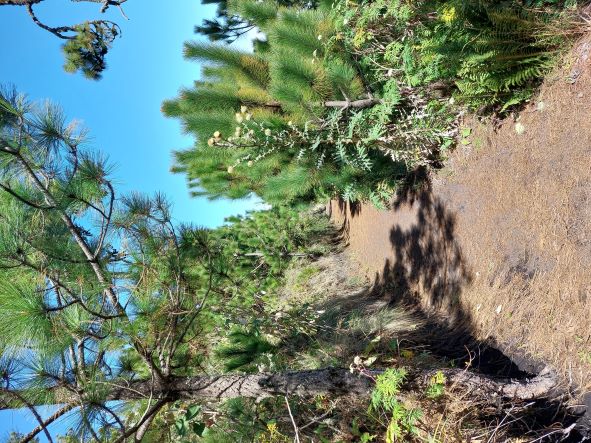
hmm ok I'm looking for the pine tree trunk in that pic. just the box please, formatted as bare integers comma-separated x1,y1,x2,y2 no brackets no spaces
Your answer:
1,367,561,409
104,367,559,403
323,98,382,109
108,368,373,401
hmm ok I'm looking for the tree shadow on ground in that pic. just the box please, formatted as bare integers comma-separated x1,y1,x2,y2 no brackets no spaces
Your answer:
332,170,535,374
327,170,588,440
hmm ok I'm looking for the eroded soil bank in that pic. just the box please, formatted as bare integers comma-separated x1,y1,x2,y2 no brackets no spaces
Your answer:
330,35,591,401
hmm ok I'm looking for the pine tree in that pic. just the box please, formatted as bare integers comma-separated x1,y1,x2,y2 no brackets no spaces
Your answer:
194,0,317,43
0,88,364,442
0,0,129,79
163,0,391,205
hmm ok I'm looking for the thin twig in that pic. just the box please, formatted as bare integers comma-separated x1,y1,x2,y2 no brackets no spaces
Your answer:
284,396,301,443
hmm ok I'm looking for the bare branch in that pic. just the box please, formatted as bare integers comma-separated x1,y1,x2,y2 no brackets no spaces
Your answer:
93,180,115,259
112,397,168,443
19,403,77,443
26,3,76,39
323,98,382,109
285,396,301,443
9,391,54,443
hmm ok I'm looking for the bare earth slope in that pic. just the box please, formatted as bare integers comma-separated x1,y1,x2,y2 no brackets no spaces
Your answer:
330,36,591,395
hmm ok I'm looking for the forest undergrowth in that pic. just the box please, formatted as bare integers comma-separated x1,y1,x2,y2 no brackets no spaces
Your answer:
2,0,591,442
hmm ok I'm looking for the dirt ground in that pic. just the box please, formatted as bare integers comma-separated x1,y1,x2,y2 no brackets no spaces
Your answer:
330,35,591,397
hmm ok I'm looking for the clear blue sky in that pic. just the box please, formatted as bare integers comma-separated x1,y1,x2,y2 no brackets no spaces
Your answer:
0,0,262,227
0,0,261,439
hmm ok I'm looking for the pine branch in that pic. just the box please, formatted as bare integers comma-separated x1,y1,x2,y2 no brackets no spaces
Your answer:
0,182,54,210
8,391,54,443
19,403,78,443
26,3,76,39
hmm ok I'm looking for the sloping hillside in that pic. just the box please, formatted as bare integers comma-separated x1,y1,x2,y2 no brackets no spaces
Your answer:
330,35,591,397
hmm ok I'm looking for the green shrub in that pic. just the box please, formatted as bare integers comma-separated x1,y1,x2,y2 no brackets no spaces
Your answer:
167,0,458,206
334,0,582,110
370,368,423,442
171,0,581,208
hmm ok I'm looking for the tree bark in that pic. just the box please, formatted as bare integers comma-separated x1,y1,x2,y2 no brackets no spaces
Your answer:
0,0,42,5
103,366,561,403
1,366,561,410
107,368,373,402
416,366,560,401
323,98,382,109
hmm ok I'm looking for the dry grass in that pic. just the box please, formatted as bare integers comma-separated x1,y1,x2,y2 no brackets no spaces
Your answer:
439,34,591,394
282,248,582,441
330,34,591,400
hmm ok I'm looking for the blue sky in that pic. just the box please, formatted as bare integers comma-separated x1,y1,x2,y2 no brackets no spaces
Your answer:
0,0,261,227
0,0,261,439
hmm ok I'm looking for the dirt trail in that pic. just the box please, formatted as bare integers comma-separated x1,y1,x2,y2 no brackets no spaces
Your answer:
330,36,591,394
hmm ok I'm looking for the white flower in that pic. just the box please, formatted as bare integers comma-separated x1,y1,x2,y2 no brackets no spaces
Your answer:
317,34,322,40
245,113,252,121
207,138,214,146
213,131,221,138
247,160,253,167
353,355,362,365
227,166,234,174
287,120,293,126
264,128,272,136
240,105,248,113
235,113,244,123
515,123,525,135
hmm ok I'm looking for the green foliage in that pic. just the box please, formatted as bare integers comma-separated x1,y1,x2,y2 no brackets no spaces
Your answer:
0,280,58,350
215,328,275,371
212,206,334,293
166,0,456,205
201,0,571,206
370,368,407,412
194,0,315,44
62,22,120,80
173,404,206,438
426,1,567,106
336,0,580,110
0,88,338,441
425,370,446,399
370,369,422,442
